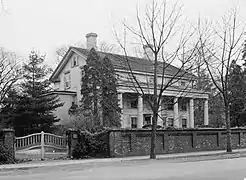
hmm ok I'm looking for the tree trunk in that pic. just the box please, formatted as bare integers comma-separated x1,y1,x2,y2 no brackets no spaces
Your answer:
150,110,157,159
150,54,158,159
225,105,232,152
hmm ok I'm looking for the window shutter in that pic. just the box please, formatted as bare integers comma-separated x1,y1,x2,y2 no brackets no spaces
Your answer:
76,55,78,66
64,75,66,89
127,116,131,128
68,73,71,88
127,100,131,108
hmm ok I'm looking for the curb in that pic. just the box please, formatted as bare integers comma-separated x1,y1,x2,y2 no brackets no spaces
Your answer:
1,149,246,170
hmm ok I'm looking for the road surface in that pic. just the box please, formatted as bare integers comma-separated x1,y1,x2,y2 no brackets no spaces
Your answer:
1,156,246,180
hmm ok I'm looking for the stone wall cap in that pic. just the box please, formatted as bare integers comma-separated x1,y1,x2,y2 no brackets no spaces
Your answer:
0,128,15,132
108,128,246,133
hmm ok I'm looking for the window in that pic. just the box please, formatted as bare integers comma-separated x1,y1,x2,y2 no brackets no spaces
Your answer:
167,118,174,127
180,81,186,87
131,117,137,128
71,55,78,67
130,99,138,109
182,118,187,128
163,97,174,111
64,72,71,89
148,76,154,84
179,100,187,111
161,117,167,127
81,67,85,78
144,114,152,125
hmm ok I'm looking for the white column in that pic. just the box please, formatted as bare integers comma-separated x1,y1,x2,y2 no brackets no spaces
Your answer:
189,98,194,128
204,99,209,125
118,93,123,127
137,95,144,128
173,97,179,128
157,98,162,126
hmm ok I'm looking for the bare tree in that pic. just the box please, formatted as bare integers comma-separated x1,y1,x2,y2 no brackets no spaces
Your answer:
115,0,200,159
55,42,84,65
0,0,9,14
196,9,245,152
0,48,22,106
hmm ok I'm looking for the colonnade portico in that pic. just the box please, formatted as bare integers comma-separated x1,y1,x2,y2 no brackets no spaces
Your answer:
117,92,209,128
137,95,143,128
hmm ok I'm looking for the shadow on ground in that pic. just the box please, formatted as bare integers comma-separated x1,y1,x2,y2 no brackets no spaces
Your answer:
15,147,67,162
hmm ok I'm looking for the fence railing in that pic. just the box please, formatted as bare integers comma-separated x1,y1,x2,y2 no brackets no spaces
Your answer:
15,131,67,160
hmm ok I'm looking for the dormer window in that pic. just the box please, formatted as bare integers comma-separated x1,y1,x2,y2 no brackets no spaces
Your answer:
180,80,186,87
71,55,78,67
148,76,154,84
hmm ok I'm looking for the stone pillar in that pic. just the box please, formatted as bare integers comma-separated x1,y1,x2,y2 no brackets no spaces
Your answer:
66,129,79,158
0,129,15,162
118,93,123,127
137,95,144,128
204,99,209,125
189,98,194,128
173,97,179,128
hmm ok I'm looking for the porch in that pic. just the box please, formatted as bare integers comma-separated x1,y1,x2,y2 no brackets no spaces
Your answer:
117,92,209,129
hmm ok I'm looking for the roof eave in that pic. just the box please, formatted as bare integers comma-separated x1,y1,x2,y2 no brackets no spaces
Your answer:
49,47,88,82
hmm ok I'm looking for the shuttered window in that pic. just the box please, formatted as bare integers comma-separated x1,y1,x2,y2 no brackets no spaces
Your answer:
64,72,71,89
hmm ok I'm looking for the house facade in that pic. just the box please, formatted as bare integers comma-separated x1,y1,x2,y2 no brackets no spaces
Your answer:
49,33,209,129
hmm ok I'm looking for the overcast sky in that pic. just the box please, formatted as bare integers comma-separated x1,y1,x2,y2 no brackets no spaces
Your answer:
0,0,245,67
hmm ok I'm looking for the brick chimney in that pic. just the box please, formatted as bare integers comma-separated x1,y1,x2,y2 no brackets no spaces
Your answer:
143,44,154,60
86,32,98,50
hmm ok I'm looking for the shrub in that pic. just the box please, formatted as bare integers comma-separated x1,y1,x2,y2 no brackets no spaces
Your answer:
50,125,67,136
0,143,13,164
72,130,109,159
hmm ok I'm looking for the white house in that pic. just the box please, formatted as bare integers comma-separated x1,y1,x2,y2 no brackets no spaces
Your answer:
49,33,209,128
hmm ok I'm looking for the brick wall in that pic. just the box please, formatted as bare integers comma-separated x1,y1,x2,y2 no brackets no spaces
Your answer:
108,128,246,157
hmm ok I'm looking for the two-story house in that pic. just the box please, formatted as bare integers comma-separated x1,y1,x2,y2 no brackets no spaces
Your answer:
49,32,209,128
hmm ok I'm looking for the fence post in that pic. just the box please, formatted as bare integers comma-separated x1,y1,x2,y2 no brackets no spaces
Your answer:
41,131,45,161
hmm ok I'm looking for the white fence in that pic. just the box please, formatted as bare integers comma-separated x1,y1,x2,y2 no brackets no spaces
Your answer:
15,131,67,160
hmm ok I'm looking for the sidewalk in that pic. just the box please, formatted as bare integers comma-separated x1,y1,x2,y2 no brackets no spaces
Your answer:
1,148,246,170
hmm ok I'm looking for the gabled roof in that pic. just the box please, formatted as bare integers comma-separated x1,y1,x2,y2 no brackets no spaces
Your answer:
50,46,196,82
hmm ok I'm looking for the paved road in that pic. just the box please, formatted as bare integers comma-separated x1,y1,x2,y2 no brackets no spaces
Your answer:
1,156,246,180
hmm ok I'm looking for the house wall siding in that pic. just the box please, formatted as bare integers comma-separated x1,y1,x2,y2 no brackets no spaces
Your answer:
56,53,86,93
54,94,76,125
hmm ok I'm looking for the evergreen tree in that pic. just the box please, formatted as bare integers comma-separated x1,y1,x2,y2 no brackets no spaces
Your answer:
228,60,245,126
80,49,102,127
100,57,121,127
0,89,19,128
242,40,246,63
2,51,63,136
194,68,213,126
79,48,121,130
193,67,225,127
208,92,225,127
